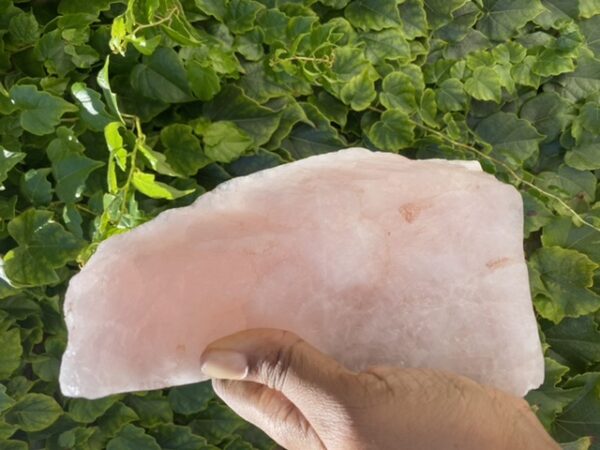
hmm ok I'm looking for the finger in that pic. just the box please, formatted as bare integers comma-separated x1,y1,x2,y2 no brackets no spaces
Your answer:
212,378,325,450
199,329,355,426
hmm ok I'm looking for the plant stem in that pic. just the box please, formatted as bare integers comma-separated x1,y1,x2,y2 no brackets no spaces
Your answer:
412,121,600,233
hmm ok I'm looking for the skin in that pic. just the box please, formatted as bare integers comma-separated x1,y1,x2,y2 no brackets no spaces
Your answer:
199,328,560,450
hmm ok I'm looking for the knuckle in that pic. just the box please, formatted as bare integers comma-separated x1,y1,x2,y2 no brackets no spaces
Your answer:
258,331,302,392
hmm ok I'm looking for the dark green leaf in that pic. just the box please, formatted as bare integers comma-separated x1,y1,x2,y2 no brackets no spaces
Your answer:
106,424,161,450
344,0,401,31
5,393,63,432
477,0,545,41
0,148,26,188
10,85,78,136
0,329,22,380
20,169,53,206
161,124,211,176
167,382,214,415
130,47,193,103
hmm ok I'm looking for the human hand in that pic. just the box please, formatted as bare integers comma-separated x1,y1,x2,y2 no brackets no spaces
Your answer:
199,329,559,450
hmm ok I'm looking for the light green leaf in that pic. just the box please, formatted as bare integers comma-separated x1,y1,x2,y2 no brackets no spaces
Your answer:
560,437,593,450
579,0,600,18
203,121,254,163
97,56,123,122
529,247,600,323
522,191,554,236
0,147,25,188
138,143,181,178
344,0,401,31
475,111,544,164
5,393,62,432
533,49,575,77
436,78,466,112
20,169,53,205
464,66,503,103
0,328,22,380
10,85,77,135
132,172,194,200
107,424,161,450
187,60,221,101
204,86,282,146
130,47,193,104
477,0,545,41
340,68,378,111
194,0,227,19
380,71,419,113
512,55,541,88
161,124,211,176
366,109,415,152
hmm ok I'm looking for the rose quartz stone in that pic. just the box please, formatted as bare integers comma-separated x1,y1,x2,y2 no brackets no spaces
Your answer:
60,148,544,399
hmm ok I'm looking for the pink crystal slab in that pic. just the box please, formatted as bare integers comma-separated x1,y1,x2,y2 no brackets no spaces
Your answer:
60,148,544,399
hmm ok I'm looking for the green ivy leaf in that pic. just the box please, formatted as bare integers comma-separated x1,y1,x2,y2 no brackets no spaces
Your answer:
0,147,25,188
3,210,85,286
477,0,545,41
360,29,410,64
47,128,104,203
398,0,428,39
545,317,600,369
132,172,194,200
560,437,593,450
424,0,468,29
130,47,194,104
161,124,211,176
20,169,53,206
167,382,214,415
464,66,502,103
366,109,415,152
106,424,161,450
340,68,378,111
554,374,600,443
204,86,282,146
475,111,544,164
71,83,115,132
10,85,78,136
526,358,578,429
187,60,221,101
520,92,572,142
5,393,63,432
8,12,40,46
203,121,254,163
224,0,265,34
380,71,419,113
344,0,401,31
150,423,211,450
436,78,467,112
68,396,120,424
529,247,600,323
0,329,22,380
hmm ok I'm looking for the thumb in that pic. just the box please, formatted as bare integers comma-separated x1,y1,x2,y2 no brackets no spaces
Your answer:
199,328,355,428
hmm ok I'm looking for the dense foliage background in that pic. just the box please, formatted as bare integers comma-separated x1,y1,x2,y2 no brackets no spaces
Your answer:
0,0,599,448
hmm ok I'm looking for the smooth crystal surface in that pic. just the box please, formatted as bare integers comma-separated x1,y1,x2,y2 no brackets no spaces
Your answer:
60,148,544,399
